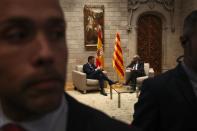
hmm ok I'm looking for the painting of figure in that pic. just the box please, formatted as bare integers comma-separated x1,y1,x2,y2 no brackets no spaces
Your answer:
84,5,104,47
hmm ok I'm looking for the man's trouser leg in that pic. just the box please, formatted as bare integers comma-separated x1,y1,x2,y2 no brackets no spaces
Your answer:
97,70,114,85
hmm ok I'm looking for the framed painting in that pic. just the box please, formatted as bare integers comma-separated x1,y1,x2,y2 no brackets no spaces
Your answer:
84,5,104,47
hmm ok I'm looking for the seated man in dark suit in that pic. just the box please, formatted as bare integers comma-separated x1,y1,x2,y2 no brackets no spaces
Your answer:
0,0,141,131
125,55,145,91
132,11,197,131
83,56,117,96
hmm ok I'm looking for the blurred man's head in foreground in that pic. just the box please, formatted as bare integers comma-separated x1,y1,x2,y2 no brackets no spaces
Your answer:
181,10,197,73
0,0,67,121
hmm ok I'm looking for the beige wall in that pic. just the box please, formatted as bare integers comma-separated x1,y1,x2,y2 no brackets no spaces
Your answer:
61,0,128,82
61,0,197,83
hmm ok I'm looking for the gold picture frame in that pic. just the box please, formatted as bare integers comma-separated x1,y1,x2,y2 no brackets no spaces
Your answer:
84,5,104,47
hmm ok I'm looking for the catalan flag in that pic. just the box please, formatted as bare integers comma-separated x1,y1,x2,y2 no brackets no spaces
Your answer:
96,30,104,68
112,33,125,80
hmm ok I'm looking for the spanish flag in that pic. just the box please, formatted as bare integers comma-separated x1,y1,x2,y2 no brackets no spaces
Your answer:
112,33,125,80
96,30,104,68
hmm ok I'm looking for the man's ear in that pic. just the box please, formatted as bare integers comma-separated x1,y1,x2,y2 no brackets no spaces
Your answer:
180,36,188,48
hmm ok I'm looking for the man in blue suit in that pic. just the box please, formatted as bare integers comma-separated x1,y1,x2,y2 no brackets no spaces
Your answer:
83,56,117,96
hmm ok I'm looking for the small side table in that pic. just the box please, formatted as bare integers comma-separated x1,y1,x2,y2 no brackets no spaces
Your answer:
110,84,132,108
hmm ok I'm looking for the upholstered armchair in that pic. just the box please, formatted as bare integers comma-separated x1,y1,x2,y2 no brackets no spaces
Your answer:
72,65,107,94
125,63,154,97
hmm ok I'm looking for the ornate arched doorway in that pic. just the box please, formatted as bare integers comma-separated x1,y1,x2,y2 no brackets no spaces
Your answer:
137,14,162,75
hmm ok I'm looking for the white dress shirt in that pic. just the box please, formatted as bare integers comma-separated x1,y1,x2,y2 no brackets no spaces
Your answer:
132,62,139,70
0,95,68,131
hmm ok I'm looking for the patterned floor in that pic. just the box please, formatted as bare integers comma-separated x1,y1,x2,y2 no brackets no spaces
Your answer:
66,89,138,124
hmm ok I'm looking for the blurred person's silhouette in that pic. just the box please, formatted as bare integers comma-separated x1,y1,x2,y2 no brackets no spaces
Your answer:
124,55,145,91
0,0,141,131
132,10,197,131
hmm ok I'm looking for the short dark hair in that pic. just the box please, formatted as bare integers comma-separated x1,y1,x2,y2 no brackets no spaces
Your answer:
183,10,197,37
88,56,94,62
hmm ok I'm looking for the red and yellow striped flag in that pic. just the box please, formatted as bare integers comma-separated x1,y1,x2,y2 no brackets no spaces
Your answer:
112,33,125,80
96,30,104,68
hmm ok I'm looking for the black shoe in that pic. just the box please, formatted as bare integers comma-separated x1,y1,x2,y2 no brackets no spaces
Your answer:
114,81,119,84
100,91,107,96
123,83,128,86
100,92,107,96
109,81,118,85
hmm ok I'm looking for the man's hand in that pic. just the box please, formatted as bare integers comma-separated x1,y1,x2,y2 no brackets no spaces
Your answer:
96,66,101,70
96,66,104,71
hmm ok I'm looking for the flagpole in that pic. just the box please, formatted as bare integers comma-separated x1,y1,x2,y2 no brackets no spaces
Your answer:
112,32,125,85
116,73,119,83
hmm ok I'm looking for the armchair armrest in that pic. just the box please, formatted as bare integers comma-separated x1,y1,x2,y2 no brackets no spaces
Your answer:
72,70,87,90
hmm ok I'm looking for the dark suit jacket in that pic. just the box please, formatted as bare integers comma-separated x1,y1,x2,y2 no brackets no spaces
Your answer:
65,94,140,131
83,63,102,79
132,64,197,131
83,63,96,75
127,61,145,76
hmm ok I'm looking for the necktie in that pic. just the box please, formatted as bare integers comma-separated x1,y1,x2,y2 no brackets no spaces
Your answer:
1,124,26,131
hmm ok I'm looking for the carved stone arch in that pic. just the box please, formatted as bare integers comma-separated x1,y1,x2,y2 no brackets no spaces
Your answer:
136,11,167,29
131,7,170,30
